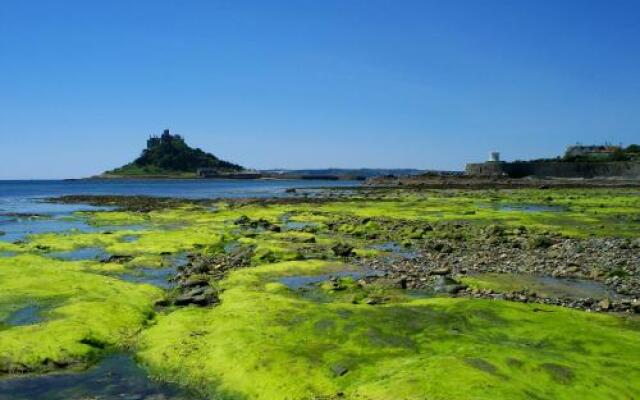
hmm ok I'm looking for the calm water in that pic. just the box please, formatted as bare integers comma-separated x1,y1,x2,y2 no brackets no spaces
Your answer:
0,179,358,242
0,179,357,202
0,354,203,400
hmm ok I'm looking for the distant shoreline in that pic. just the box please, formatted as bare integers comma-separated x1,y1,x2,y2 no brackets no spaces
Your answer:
83,174,364,181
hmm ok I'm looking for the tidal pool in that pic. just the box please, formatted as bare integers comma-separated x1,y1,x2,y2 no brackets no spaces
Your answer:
117,252,189,288
48,247,108,261
0,354,202,400
280,269,385,290
370,242,418,259
119,266,177,289
4,305,46,327
491,203,568,212
464,273,618,299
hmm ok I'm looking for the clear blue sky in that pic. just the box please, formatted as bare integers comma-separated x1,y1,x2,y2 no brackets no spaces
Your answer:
1,0,639,179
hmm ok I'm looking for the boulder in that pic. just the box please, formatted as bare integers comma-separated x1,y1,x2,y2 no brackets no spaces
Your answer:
332,243,355,257
174,287,219,307
433,276,467,294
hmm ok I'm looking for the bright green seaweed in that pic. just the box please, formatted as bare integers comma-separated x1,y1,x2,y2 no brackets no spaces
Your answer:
0,255,162,373
1,188,640,398
138,260,640,399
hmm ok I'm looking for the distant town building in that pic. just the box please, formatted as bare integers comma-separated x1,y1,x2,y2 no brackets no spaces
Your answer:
565,144,620,159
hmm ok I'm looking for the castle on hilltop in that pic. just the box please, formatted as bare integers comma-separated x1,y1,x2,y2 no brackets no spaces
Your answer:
146,129,182,149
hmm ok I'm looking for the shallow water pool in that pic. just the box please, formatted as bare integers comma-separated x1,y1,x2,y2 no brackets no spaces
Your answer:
0,354,202,400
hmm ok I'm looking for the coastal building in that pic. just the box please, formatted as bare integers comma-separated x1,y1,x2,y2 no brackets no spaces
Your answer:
465,145,640,179
565,144,620,159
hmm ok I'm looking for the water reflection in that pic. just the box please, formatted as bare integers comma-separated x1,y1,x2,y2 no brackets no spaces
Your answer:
0,354,202,400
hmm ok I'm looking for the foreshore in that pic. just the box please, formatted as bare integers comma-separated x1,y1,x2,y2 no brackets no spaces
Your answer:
366,174,640,188
1,185,640,398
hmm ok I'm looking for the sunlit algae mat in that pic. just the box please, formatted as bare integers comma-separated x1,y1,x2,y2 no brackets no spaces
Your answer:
1,188,640,399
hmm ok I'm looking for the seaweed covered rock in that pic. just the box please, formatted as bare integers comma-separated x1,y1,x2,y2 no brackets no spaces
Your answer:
234,215,281,232
332,243,355,257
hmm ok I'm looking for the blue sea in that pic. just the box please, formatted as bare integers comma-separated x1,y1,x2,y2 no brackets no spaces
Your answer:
0,179,358,243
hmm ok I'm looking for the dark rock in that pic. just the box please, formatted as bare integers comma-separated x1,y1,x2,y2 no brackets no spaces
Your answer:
395,277,408,289
154,298,171,307
485,224,505,237
234,215,251,225
332,243,355,257
173,288,219,306
528,235,555,249
174,287,218,307
180,276,210,288
432,242,453,253
101,254,134,264
597,298,610,310
433,276,467,294
331,364,349,377
430,267,451,276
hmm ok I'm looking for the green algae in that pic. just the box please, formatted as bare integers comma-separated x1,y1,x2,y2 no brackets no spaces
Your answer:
0,241,24,253
24,230,140,253
0,254,163,373
315,189,640,238
136,260,640,399
2,188,640,398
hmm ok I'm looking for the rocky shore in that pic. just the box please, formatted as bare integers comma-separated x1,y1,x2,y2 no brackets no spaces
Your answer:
357,227,640,313
366,174,640,189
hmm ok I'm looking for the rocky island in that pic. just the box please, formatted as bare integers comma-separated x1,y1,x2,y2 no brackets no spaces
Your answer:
101,129,245,178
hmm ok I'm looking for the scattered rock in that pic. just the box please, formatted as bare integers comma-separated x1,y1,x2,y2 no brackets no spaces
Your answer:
330,364,349,377
528,235,555,249
433,276,467,294
332,243,355,257
485,225,505,237
234,215,281,232
357,231,640,313
597,298,610,310
174,286,219,307
101,254,134,264
430,267,451,276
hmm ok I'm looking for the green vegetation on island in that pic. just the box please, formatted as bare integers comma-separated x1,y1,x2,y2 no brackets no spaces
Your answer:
104,129,243,178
